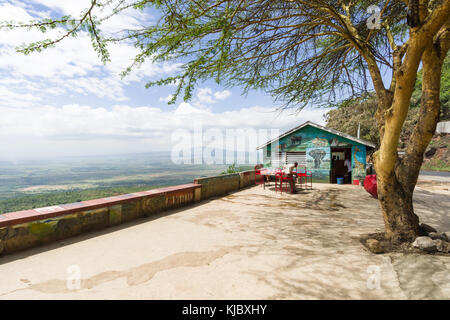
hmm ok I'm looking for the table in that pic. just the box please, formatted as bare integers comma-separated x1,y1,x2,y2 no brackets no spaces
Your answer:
259,168,296,192
259,168,274,189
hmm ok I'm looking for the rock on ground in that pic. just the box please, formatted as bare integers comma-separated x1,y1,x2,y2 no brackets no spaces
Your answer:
435,240,450,253
412,237,437,252
419,223,438,235
366,239,384,254
429,232,449,242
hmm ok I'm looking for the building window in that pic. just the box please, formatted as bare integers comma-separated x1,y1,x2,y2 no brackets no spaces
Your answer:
272,151,306,166
286,152,306,165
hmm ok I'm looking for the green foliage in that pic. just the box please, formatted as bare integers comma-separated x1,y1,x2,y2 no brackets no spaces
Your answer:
0,1,110,63
221,163,238,174
220,164,252,174
421,135,450,172
0,0,409,108
0,153,230,214
325,52,450,148
421,159,450,172
325,92,380,147
0,185,163,214
412,53,450,120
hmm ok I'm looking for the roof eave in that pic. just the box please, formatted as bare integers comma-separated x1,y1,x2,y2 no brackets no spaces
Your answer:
256,121,376,149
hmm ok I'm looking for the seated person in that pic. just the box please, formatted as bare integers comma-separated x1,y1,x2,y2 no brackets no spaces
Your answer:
282,162,298,193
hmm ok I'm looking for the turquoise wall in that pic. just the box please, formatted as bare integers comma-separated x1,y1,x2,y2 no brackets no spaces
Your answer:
352,145,366,180
263,125,367,183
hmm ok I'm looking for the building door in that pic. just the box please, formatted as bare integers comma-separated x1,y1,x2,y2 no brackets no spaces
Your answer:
331,147,351,183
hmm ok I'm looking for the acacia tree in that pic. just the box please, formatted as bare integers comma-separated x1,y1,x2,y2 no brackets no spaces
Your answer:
2,0,449,244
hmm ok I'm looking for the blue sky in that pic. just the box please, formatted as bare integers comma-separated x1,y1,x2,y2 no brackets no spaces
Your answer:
0,0,350,161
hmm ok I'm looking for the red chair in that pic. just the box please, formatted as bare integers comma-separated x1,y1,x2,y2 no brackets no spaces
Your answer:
297,167,313,189
272,168,282,188
275,171,293,193
255,168,265,187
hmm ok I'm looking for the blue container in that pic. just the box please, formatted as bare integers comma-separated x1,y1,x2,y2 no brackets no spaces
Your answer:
337,177,344,185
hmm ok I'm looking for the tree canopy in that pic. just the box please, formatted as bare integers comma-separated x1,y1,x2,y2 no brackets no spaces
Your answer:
325,52,450,147
1,0,411,107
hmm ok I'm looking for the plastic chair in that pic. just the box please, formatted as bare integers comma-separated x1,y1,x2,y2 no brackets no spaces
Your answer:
297,167,313,189
275,171,293,193
255,168,265,187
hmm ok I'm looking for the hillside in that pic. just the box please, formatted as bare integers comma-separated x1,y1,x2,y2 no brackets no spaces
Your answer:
325,53,449,171
422,134,450,172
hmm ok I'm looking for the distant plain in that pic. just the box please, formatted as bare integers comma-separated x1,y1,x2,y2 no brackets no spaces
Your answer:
0,152,240,213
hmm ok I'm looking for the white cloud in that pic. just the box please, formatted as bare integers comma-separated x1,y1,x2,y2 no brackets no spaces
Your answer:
214,90,231,100
196,88,215,104
56,76,129,101
28,0,154,34
196,87,232,105
0,2,180,103
0,1,329,161
28,0,91,16
174,102,212,116
0,101,326,158
0,102,324,137
159,94,174,103
0,84,42,107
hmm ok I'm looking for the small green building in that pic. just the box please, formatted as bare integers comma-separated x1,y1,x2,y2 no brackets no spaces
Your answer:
257,121,376,184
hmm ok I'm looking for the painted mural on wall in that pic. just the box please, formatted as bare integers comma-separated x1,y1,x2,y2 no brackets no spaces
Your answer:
306,146,331,182
263,125,368,183
352,145,366,180
306,147,330,169
277,126,353,152
330,137,352,147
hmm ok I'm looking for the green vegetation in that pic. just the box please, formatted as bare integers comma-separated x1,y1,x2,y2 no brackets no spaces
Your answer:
421,159,450,172
412,53,450,120
421,135,450,172
325,53,450,148
325,53,450,172
0,152,232,214
220,164,252,175
325,93,380,147
0,185,164,214
0,154,258,213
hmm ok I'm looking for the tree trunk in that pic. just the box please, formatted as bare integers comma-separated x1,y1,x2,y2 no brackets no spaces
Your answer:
375,23,449,244
376,167,420,243
396,37,447,191
373,49,423,243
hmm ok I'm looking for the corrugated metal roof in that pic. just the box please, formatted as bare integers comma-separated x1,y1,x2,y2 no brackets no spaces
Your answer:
256,121,376,149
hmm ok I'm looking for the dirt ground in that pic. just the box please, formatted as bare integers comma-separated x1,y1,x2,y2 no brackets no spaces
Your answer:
0,179,449,299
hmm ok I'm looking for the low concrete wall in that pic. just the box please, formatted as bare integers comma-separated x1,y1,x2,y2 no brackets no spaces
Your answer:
194,173,240,200
239,170,256,188
0,169,258,256
0,184,201,255
194,170,255,201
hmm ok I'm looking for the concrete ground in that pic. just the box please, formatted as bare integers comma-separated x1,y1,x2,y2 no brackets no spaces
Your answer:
419,170,450,182
0,179,449,299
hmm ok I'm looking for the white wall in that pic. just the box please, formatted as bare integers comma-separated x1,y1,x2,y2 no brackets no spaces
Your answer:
436,121,450,134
